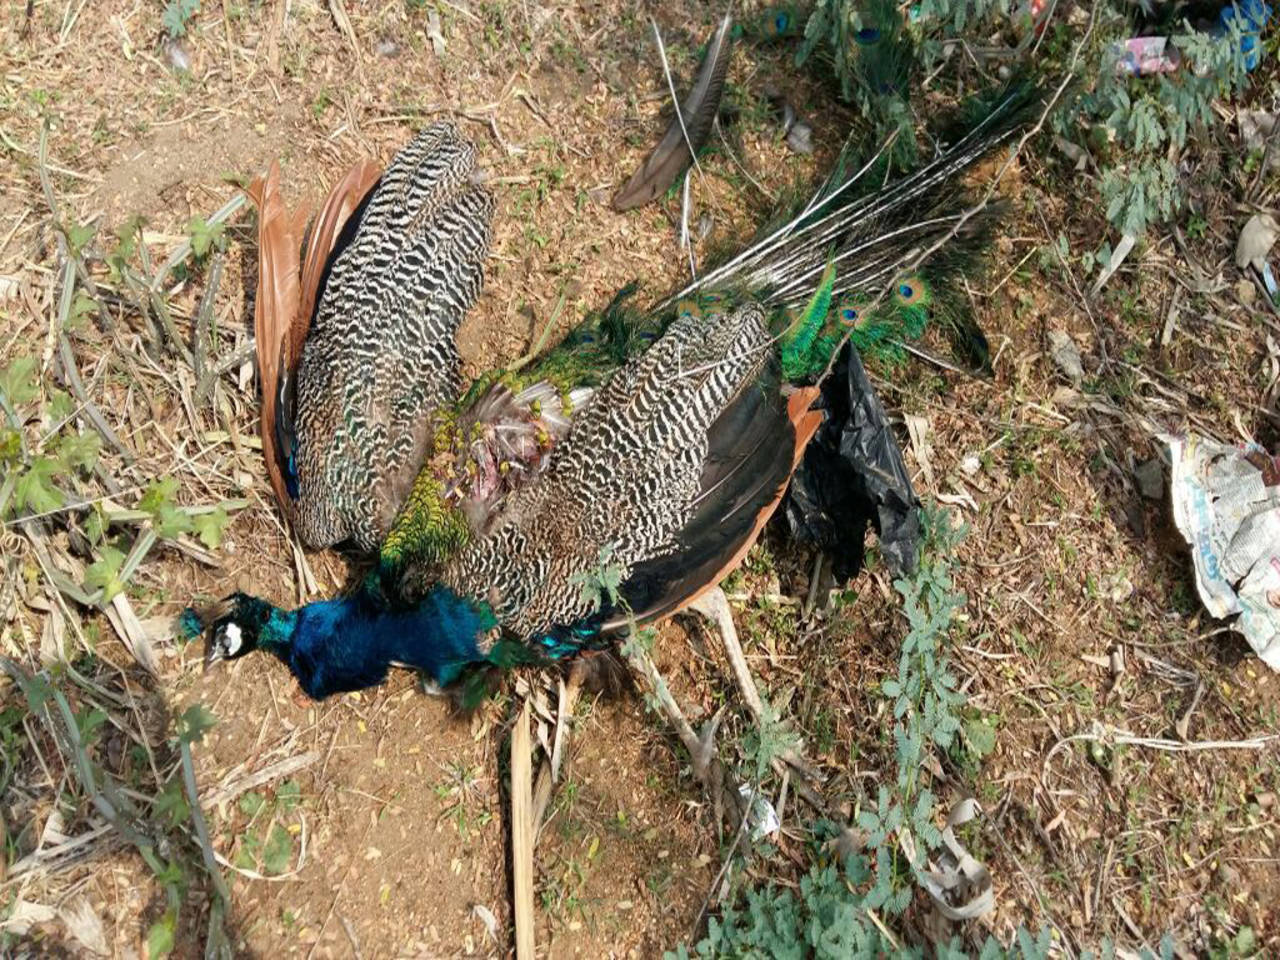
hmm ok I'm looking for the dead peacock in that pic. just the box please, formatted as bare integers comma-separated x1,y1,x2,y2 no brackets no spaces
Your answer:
188,83,1041,712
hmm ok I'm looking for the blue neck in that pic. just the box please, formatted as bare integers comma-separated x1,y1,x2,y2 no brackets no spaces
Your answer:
268,585,497,699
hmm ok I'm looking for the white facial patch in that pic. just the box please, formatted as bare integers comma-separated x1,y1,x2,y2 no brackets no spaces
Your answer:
222,622,243,656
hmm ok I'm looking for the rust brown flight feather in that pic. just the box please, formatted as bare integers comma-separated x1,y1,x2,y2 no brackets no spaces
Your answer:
296,158,382,363
245,162,308,512
660,386,822,621
246,160,381,512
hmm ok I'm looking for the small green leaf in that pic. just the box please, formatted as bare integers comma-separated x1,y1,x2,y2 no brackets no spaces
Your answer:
177,702,217,744
146,909,176,958
47,389,74,422
57,430,101,473
154,778,190,826
154,858,185,889
162,0,201,38
262,824,293,875
84,504,109,546
0,428,22,464
275,779,302,812
66,221,96,256
65,291,98,332
15,458,64,515
140,477,193,540
962,715,996,760
155,509,193,540
186,214,225,259
192,504,229,550
238,791,266,817
76,707,107,744
1234,926,1257,955
139,476,179,513
21,672,53,712
84,546,125,603
107,217,143,283
235,829,262,870
0,355,39,406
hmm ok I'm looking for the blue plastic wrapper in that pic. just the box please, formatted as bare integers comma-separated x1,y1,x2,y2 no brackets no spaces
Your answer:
1218,0,1270,70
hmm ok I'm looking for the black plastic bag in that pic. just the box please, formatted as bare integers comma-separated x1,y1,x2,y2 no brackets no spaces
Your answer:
784,344,922,580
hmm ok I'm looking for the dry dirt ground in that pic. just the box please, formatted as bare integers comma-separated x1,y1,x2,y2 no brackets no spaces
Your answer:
2,0,1280,957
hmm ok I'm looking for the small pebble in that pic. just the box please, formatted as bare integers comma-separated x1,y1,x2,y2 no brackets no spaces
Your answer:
1134,458,1164,500
1047,329,1084,382
164,39,191,72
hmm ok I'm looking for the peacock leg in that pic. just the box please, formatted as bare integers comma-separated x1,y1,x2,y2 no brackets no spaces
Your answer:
686,587,827,810
687,587,763,716
626,646,746,829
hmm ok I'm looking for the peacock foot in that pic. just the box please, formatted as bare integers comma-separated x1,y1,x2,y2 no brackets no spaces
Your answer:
686,586,827,812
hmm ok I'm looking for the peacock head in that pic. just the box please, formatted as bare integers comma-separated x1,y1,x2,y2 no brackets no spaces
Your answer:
185,593,289,671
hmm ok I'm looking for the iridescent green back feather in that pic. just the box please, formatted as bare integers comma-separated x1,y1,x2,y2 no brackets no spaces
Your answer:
380,468,472,572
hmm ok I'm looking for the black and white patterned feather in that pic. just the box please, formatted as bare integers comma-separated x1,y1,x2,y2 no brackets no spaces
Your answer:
440,304,779,636
292,122,495,550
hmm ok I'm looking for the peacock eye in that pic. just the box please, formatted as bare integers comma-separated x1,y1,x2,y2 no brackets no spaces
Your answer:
841,308,858,323
856,27,880,43
581,334,595,344
775,12,788,30
898,283,913,298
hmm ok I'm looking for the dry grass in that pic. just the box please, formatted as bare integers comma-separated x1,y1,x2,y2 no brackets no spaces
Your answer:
1,0,1279,957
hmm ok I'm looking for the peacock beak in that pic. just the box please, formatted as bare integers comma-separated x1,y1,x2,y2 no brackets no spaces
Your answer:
202,642,225,674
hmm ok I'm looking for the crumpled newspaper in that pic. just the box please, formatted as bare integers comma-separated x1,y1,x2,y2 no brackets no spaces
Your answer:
1167,434,1280,667
898,798,994,920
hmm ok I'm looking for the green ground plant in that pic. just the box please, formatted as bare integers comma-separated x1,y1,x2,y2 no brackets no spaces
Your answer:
161,0,200,38
0,659,227,957
795,0,1260,260
668,509,1173,957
